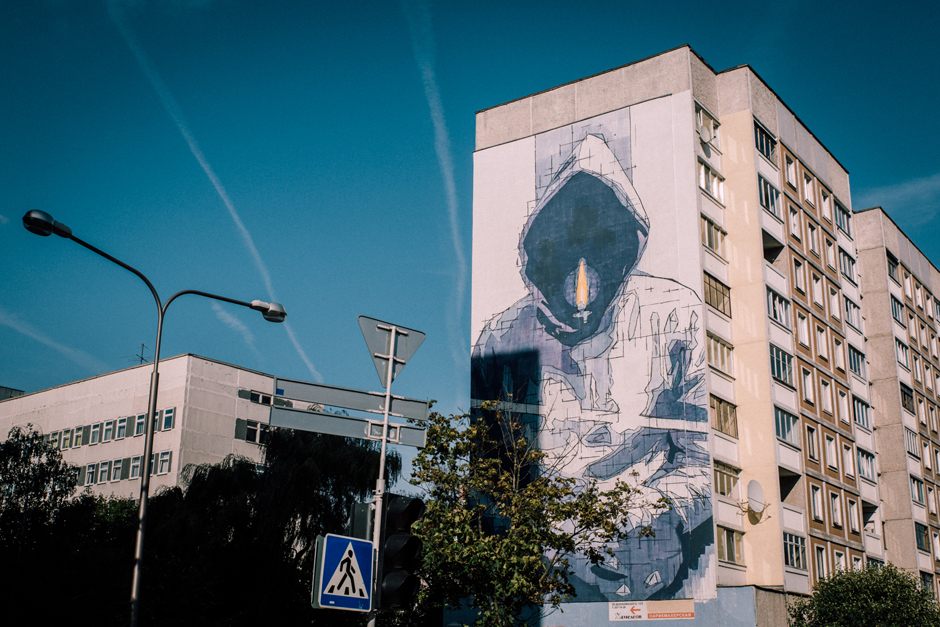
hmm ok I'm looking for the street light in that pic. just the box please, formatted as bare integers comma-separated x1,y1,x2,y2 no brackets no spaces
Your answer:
22,210,287,627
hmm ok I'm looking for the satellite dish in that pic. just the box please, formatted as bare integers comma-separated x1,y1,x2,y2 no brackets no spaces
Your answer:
747,480,766,516
699,124,712,144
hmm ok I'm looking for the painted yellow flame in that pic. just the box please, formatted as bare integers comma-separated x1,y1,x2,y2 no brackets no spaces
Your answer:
576,259,588,311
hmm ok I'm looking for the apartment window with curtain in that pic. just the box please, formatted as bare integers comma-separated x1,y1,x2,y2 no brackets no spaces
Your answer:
704,273,731,316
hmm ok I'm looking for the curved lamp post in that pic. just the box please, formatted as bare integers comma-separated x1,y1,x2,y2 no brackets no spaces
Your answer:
23,210,286,627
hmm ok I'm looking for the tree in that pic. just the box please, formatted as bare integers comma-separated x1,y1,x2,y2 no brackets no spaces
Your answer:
788,563,940,627
409,405,668,627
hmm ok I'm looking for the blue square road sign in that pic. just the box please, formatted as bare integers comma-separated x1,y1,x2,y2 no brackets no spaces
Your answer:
312,534,374,612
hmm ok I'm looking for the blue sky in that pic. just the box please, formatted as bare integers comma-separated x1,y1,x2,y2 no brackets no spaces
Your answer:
1,0,938,426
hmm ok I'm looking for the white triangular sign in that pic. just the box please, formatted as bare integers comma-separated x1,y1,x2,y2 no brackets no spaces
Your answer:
324,542,369,598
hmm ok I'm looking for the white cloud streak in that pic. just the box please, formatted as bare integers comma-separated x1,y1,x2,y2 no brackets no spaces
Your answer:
0,306,111,373
855,173,940,227
211,302,263,359
106,1,321,382
402,0,469,373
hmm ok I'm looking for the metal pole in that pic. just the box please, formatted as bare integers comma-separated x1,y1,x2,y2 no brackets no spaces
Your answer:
368,324,400,627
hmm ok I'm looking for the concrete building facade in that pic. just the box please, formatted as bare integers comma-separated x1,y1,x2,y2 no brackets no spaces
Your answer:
855,207,940,591
0,354,277,499
470,46,879,626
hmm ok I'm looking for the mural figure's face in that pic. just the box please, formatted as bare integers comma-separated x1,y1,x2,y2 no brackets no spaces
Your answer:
522,171,648,346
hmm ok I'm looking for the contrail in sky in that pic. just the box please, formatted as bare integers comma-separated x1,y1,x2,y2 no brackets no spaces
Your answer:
106,0,321,381
402,0,469,373
0,306,111,373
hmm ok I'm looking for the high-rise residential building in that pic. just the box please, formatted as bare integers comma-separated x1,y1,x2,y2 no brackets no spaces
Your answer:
470,45,877,626
0,354,279,498
855,206,940,592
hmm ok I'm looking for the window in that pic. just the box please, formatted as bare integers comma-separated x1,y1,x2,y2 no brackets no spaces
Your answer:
714,462,740,498
816,545,828,579
802,368,815,403
162,407,175,431
73,427,83,448
786,155,797,187
848,500,860,533
699,161,724,203
848,346,865,378
797,312,809,346
98,461,111,484
768,289,790,328
701,216,726,257
754,121,775,160
858,449,876,481
930,487,938,515
902,383,916,414
784,533,807,570
888,254,900,284
917,285,924,310
85,463,97,486
111,459,123,482
891,296,906,325
852,555,863,570
705,333,733,374
835,201,851,236
839,249,856,284
759,175,780,218
841,444,855,478
697,104,721,149
710,396,738,438
130,456,141,479
158,451,172,475
897,339,910,368
921,572,934,593
116,418,127,440
844,298,862,330
812,274,824,306
49,432,59,449
807,425,819,461
61,429,71,449
135,414,146,436
789,206,802,239
825,435,838,469
793,258,806,292
916,523,930,552
825,240,835,268
912,476,926,505
925,366,933,391
905,428,920,457
919,399,927,425
834,338,845,370
770,345,794,385
905,273,914,299
922,325,929,348
817,327,829,360
808,223,819,256
811,485,824,520
775,408,800,447
834,551,846,572
931,405,937,432
717,527,744,564
704,273,731,316
830,493,843,527
915,355,923,382
853,397,871,430
821,190,833,222
90,423,100,445
829,287,840,318
821,380,833,414
838,390,849,423
103,420,114,443
245,420,270,445
804,173,815,205
925,442,933,470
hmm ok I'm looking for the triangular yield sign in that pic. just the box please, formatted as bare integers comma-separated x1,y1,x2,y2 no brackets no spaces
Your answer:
358,316,425,387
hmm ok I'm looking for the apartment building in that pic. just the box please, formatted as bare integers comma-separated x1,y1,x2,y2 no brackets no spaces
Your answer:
855,207,940,591
0,354,278,499
470,45,877,626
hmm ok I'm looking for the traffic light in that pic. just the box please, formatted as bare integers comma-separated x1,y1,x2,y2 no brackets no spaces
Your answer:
377,493,425,609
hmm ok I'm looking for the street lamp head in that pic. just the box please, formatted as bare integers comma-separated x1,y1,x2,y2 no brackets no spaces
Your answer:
250,300,287,323
22,210,72,238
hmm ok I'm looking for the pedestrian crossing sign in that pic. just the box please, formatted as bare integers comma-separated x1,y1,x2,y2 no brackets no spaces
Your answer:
312,534,374,612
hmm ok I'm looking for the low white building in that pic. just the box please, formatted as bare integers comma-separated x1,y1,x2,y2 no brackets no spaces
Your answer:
0,354,279,498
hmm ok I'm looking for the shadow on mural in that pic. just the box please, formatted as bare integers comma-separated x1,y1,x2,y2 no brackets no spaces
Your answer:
472,120,715,603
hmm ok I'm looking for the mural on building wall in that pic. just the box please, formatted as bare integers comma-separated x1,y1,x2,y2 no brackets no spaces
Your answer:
472,106,715,603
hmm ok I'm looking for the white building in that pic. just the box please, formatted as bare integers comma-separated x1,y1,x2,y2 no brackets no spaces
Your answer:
0,354,278,498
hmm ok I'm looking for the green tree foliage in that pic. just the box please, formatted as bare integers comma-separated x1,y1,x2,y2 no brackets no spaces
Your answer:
789,563,940,627
140,429,401,626
409,406,668,627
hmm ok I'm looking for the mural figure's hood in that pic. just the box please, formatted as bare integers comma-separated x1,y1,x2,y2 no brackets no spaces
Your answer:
519,134,650,346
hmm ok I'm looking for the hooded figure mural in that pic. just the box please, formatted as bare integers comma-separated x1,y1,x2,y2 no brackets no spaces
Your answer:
472,133,714,601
